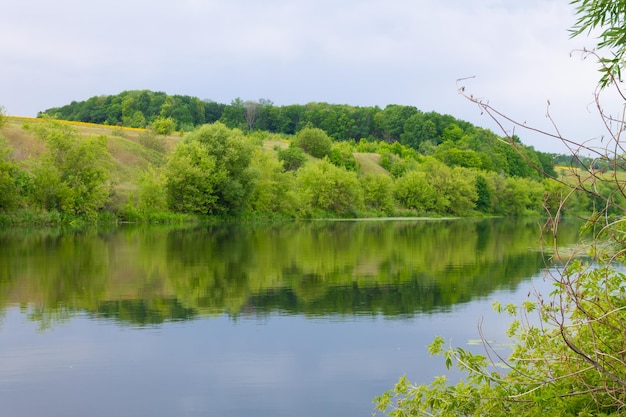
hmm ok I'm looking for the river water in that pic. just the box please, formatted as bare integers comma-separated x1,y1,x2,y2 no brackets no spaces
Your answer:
0,218,581,417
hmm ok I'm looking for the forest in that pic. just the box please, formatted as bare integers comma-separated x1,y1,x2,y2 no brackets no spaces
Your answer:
0,91,612,224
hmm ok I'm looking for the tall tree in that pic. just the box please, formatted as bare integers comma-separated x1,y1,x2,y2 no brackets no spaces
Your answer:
243,101,260,132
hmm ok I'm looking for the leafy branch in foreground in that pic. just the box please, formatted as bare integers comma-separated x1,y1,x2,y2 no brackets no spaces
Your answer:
570,0,626,89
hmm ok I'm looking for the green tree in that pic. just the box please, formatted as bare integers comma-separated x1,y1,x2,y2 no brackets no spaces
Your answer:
247,149,298,216
165,140,220,214
329,141,357,171
401,115,437,149
0,136,24,211
374,105,419,143
435,147,483,169
165,122,254,215
29,122,111,218
219,98,246,130
441,123,464,142
135,166,168,214
293,127,332,159
394,170,437,212
361,174,395,214
150,116,176,135
278,145,307,171
296,159,363,216
474,174,492,213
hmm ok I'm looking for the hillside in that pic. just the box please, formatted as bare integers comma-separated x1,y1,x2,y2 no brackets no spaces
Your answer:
1,117,181,209
0,117,394,213
354,153,390,176
38,90,556,181
0,109,588,223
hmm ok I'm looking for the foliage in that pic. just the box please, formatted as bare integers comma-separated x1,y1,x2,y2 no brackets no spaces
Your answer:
133,166,168,214
329,141,358,171
296,159,363,217
374,258,626,416
393,159,478,215
165,140,220,214
247,149,298,216
28,122,112,219
150,116,176,135
293,127,333,159
380,148,419,178
39,91,556,186
0,136,24,211
435,146,483,169
0,109,556,221
570,0,626,88
361,174,395,214
493,174,544,216
394,170,437,212
165,122,254,215
219,98,246,130
277,145,307,171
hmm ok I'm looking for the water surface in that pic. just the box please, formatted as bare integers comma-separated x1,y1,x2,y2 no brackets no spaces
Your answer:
0,218,580,417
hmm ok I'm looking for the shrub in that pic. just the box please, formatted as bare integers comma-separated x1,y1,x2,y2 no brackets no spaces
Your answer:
293,127,332,158
278,146,307,171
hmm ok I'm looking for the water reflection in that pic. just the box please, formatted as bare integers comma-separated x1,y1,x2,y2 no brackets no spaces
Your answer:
0,218,580,327
0,218,584,417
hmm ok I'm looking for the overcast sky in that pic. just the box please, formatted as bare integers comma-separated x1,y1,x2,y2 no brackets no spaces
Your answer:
0,0,617,153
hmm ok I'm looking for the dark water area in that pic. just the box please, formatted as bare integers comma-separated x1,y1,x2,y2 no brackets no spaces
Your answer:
0,218,581,417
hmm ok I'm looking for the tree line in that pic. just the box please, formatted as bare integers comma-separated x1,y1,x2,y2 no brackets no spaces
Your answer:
40,91,555,177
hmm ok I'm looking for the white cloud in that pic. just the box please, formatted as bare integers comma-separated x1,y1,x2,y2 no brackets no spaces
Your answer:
0,0,617,152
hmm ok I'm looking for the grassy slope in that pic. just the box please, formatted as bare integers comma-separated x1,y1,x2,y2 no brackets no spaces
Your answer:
354,153,390,176
1,117,179,209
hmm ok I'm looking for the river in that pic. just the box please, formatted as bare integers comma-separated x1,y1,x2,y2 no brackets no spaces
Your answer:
0,218,581,417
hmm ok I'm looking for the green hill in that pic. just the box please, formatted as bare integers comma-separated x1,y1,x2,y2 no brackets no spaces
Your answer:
0,97,581,223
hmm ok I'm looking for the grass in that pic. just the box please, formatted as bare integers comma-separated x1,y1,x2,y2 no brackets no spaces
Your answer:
354,153,390,176
556,164,626,186
262,139,290,152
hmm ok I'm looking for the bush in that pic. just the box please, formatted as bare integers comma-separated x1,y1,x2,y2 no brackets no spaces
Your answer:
296,159,363,217
0,136,23,211
150,116,176,135
278,146,307,171
293,127,332,158
361,174,394,214
329,142,357,171
28,122,112,219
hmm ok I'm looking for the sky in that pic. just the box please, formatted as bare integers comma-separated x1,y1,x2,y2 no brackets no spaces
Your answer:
0,0,618,153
